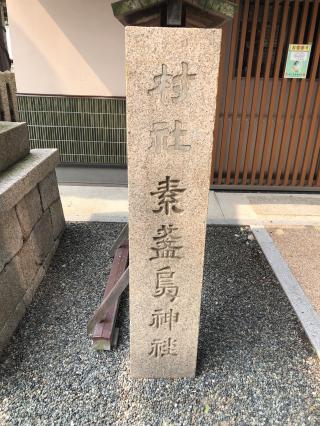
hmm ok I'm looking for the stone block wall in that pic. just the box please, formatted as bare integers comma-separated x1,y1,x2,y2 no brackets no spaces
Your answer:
0,149,64,352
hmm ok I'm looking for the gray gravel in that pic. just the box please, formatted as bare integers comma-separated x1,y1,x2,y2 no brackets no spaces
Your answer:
0,223,319,425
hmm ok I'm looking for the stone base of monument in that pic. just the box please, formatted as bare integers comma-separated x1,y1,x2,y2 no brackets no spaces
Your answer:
0,122,65,353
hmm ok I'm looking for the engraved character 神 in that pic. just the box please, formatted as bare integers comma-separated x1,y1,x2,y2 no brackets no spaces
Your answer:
150,176,186,215
153,266,178,302
149,337,178,358
150,224,183,260
149,308,179,330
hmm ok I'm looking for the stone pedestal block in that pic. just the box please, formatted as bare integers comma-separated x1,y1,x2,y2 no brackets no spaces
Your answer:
0,301,26,353
0,146,65,353
0,258,25,325
23,267,45,307
16,186,43,239
0,149,59,214
29,210,54,265
17,237,39,289
0,208,23,272
126,27,221,378
0,122,29,173
50,199,65,240
39,171,60,210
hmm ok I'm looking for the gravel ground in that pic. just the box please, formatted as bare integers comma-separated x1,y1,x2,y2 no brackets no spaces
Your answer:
0,223,319,425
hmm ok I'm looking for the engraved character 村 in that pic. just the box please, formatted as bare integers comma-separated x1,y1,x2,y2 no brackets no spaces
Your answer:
148,62,196,104
172,62,196,103
148,64,173,104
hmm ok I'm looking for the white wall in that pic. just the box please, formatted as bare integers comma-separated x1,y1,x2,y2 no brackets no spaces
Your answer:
6,0,125,96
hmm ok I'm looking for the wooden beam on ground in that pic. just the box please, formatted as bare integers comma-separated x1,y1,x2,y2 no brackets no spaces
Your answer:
110,223,128,257
89,244,129,349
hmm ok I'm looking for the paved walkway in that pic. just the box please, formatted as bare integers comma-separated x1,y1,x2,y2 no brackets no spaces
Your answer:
267,226,320,315
59,185,320,225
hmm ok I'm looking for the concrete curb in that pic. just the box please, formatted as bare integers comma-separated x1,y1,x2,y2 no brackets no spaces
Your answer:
251,225,320,358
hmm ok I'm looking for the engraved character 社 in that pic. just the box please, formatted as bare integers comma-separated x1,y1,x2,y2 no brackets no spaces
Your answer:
150,176,186,215
149,122,170,153
149,308,179,331
149,120,190,153
169,120,190,151
153,266,178,302
149,337,178,358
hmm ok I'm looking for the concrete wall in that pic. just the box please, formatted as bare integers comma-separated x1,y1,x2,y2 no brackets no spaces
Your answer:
6,0,125,96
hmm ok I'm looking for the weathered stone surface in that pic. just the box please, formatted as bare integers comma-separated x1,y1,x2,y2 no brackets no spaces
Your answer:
0,208,23,271
0,300,25,353
0,122,29,173
23,237,61,307
23,266,45,307
0,258,25,326
0,71,19,122
17,237,39,289
29,210,54,265
16,186,43,239
50,198,65,240
0,149,59,214
39,171,60,210
42,238,60,273
126,27,221,377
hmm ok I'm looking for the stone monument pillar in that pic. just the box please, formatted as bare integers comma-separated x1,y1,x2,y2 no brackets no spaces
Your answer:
113,0,236,378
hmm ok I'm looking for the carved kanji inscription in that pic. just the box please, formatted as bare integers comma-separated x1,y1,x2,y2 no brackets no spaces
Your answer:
150,176,186,215
149,337,178,358
148,62,196,104
153,266,178,302
149,308,179,330
150,224,183,260
149,120,190,153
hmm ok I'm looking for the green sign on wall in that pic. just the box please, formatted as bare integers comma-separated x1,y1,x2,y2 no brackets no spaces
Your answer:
284,44,312,79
